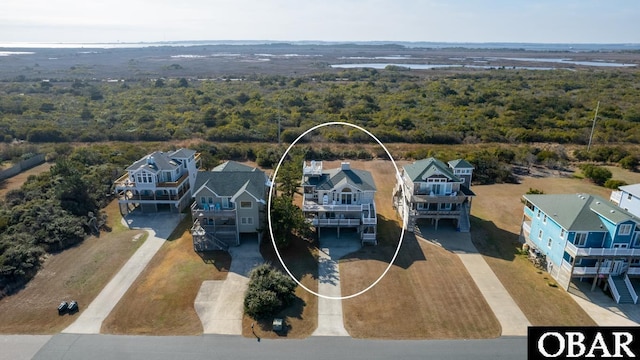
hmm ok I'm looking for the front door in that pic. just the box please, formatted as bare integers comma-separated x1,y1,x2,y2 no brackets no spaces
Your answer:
341,193,352,205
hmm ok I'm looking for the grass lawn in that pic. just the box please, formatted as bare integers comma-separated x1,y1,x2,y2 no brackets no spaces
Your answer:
101,216,231,335
334,159,500,339
0,200,146,334
241,237,319,339
469,174,623,326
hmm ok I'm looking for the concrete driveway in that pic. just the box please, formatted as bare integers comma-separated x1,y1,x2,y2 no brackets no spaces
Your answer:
62,213,183,334
313,230,360,337
195,240,264,334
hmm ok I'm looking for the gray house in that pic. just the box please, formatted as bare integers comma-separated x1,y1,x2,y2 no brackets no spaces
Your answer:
301,161,377,244
190,161,269,251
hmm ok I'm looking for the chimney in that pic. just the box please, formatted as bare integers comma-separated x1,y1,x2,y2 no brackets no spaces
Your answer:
341,162,350,171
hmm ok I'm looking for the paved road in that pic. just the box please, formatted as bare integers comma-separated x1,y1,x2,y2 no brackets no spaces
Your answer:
0,335,52,360
62,213,183,334
417,225,531,336
32,334,527,360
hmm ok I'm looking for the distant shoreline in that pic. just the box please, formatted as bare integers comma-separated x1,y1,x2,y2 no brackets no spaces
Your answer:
1,40,640,51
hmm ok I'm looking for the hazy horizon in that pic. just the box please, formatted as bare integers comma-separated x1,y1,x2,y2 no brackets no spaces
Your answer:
1,1,638,44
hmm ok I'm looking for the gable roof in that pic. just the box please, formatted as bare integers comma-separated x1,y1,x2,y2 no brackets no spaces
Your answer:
303,167,376,192
194,170,267,200
619,184,640,198
126,151,180,173
523,193,639,231
448,159,474,169
403,158,460,182
169,148,196,159
212,160,257,172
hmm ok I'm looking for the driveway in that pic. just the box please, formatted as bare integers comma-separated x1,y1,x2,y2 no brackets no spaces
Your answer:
313,230,360,337
416,223,531,336
568,280,639,326
195,240,264,334
62,213,183,334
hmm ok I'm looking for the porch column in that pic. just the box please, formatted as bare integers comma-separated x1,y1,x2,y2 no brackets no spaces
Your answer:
592,258,602,291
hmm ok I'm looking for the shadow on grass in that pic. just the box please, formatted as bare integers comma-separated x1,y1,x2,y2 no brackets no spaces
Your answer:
469,215,521,262
196,251,232,272
339,216,426,270
261,235,319,282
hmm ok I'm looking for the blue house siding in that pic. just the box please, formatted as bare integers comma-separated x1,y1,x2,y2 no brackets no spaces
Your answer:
527,207,566,267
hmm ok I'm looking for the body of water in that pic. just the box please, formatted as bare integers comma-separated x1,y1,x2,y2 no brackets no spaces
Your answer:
330,63,557,70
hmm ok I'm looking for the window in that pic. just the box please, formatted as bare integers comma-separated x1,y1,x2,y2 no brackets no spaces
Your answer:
538,230,543,240
547,238,552,248
560,229,565,239
574,232,587,246
619,224,633,236
240,201,252,209
536,209,541,219
241,217,254,225
200,197,206,204
460,178,465,183
543,214,547,224
628,193,633,200
634,232,640,247
222,197,230,209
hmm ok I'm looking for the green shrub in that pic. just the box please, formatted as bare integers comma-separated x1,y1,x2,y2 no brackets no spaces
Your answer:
580,164,612,186
244,264,297,319
604,179,627,189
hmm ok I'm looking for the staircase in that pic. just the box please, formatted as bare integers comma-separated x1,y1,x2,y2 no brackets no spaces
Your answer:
610,275,634,304
458,203,471,233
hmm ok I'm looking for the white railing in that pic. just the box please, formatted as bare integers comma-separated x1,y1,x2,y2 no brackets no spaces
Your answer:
362,217,377,225
361,233,377,242
572,266,612,276
310,218,361,226
303,201,365,212
624,274,638,304
561,259,572,272
627,267,640,275
565,242,640,257
610,190,623,205
609,276,621,304
303,161,323,176
522,221,531,237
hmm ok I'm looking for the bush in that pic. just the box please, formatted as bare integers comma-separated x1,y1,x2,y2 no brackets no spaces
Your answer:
604,179,627,189
244,264,297,319
580,164,612,186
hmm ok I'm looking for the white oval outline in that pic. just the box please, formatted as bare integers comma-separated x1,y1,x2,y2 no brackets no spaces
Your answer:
267,121,407,300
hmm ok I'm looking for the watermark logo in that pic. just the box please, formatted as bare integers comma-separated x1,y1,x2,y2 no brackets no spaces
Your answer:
529,327,640,359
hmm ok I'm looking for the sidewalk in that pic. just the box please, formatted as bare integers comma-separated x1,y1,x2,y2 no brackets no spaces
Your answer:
417,225,531,336
63,213,182,334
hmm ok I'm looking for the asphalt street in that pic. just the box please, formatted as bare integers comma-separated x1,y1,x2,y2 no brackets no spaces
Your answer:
33,334,527,360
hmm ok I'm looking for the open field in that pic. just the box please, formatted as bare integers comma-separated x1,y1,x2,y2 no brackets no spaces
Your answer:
0,200,146,334
101,216,231,335
468,172,637,326
0,162,52,199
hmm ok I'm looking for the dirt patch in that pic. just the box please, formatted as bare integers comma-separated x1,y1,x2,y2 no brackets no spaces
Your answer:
101,217,231,335
0,200,145,334
0,162,52,199
470,175,611,326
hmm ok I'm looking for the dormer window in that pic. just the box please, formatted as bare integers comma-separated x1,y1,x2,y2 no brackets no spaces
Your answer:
619,224,633,236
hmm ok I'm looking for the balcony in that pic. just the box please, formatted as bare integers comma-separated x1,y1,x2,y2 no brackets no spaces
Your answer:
411,194,467,204
303,161,323,176
565,241,640,258
191,202,236,219
627,267,640,275
572,266,613,276
610,190,622,205
308,218,361,227
302,200,369,213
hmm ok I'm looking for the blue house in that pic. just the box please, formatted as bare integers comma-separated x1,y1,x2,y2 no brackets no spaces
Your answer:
521,193,640,304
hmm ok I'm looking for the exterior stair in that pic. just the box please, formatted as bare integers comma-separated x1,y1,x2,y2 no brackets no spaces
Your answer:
458,203,471,233
206,233,231,252
611,275,634,304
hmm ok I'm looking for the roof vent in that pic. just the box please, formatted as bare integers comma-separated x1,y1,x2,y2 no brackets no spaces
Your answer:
610,210,616,213
596,201,601,205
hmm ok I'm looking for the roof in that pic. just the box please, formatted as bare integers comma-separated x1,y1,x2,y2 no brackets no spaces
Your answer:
212,161,257,172
523,193,639,231
619,184,640,198
303,166,376,192
403,158,460,182
448,159,474,169
126,151,180,173
169,148,196,159
194,170,267,200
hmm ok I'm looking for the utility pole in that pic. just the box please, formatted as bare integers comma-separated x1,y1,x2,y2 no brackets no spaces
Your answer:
587,101,600,152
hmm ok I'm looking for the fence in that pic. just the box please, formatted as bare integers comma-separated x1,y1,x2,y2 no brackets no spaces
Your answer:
0,154,46,181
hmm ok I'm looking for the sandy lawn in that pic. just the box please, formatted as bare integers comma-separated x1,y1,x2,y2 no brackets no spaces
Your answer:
101,217,231,335
0,200,145,334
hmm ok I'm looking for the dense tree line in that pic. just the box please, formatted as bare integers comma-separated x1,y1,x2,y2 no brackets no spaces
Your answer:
1,69,639,146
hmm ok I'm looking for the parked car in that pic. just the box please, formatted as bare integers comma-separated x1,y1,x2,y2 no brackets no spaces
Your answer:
68,300,79,313
57,301,68,315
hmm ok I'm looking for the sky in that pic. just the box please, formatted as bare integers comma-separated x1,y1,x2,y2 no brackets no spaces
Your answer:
1,0,638,44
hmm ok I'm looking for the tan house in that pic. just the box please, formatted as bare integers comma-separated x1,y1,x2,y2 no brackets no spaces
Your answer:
301,161,377,245
190,161,269,251
113,148,200,215
393,157,474,232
